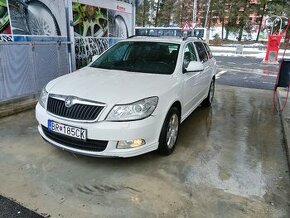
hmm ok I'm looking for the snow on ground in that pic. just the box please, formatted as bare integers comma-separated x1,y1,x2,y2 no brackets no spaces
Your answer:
210,46,266,52
212,52,266,58
210,46,290,59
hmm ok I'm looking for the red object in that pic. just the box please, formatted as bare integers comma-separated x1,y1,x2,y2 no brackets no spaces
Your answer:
2,25,11,34
265,33,283,62
182,21,194,31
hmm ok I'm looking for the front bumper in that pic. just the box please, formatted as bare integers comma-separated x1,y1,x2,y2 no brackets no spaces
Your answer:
35,103,162,157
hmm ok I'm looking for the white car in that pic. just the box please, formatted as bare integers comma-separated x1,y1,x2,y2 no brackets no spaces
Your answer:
36,37,216,157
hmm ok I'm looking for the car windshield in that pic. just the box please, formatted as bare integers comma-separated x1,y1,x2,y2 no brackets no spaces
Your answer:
90,41,180,75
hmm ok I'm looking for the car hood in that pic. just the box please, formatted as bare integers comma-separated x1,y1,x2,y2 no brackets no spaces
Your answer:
46,67,176,104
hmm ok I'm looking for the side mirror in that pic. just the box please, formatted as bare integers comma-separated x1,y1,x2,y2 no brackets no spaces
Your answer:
92,55,100,62
185,61,204,73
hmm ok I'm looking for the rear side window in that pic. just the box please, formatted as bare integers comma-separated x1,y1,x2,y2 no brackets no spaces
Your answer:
194,42,208,62
203,43,213,59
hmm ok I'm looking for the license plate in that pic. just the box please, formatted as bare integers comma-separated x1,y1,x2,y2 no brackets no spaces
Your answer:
48,120,87,140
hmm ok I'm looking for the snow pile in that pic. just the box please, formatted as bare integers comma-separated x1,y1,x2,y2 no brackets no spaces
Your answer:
210,46,290,59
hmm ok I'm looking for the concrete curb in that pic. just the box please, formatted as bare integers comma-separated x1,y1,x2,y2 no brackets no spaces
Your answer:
0,95,38,119
276,88,290,169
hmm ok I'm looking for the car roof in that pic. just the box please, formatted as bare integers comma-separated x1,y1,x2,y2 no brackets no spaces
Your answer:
122,36,205,45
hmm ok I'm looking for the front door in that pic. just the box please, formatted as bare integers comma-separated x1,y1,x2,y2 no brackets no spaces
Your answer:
182,42,203,116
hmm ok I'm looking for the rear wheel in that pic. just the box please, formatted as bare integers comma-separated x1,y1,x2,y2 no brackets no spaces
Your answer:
158,107,180,155
202,78,215,107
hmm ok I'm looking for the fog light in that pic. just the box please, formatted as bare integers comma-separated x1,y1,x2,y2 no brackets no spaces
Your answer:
117,139,146,149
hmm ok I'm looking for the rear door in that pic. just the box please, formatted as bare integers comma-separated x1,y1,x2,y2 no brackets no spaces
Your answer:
203,42,216,78
193,41,211,98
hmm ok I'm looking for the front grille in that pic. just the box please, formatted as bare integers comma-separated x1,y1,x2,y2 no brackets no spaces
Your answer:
42,126,108,152
47,97,104,121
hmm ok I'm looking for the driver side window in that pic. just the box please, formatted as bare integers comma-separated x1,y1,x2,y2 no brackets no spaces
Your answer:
183,43,197,68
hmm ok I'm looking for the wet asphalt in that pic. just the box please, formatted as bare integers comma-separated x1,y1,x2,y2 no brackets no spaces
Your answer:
215,56,279,90
0,85,289,217
0,195,43,218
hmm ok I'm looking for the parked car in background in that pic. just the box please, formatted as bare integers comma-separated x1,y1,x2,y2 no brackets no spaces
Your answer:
36,36,217,157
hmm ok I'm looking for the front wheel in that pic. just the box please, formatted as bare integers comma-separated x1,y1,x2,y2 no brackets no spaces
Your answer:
201,78,215,107
158,107,180,155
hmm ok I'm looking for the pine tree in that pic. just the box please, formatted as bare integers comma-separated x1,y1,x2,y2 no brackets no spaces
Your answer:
154,0,162,26
250,0,287,40
136,0,151,27
236,0,252,41
254,0,267,41
211,0,224,39
158,0,176,26
173,0,193,27
135,0,290,41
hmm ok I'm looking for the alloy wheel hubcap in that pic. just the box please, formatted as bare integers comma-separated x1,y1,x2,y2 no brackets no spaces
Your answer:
166,114,179,149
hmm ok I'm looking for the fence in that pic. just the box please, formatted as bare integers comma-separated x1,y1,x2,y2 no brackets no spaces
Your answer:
0,42,70,102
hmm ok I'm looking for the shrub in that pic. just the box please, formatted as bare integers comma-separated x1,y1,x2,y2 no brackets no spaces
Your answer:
212,33,222,46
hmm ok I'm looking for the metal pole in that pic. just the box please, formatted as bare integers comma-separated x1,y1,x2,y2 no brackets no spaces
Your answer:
132,0,136,36
66,0,76,71
193,0,197,24
279,17,283,34
204,0,211,28
65,0,72,73
205,0,211,43
266,15,288,35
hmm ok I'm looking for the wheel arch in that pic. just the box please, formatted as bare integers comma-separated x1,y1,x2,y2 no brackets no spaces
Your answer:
171,101,182,119
159,100,182,131
157,100,182,155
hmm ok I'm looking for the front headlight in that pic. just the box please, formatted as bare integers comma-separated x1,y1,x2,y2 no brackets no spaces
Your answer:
39,87,48,109
106,97,158,121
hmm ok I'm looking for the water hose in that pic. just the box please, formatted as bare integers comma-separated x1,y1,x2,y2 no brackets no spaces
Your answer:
273,19,290,112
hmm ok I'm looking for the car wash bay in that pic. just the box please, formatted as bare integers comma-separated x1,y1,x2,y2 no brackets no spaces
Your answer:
0,85,289,218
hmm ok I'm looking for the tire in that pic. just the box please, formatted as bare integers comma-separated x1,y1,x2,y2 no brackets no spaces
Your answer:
158,107,180,155
201,78,215,107
27,1,61,36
